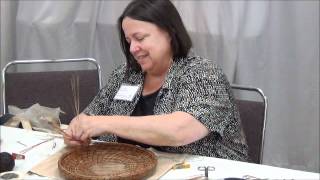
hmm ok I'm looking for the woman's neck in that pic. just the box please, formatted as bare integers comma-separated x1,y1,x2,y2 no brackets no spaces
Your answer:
142,57,173,95
142,73,166,96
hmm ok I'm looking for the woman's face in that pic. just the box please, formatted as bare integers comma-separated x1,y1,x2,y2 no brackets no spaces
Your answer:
122,17,173,75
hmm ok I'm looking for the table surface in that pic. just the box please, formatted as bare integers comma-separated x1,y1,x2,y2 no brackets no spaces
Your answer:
0,126,319,179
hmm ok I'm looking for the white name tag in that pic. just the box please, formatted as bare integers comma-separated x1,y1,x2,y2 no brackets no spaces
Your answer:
114,84,140,101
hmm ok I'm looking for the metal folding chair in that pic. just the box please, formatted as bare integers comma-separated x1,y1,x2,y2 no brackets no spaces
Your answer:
231,84,267,164
1,58,102,124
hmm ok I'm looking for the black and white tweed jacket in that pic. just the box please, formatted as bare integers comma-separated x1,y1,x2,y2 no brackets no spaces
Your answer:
84,56,248,161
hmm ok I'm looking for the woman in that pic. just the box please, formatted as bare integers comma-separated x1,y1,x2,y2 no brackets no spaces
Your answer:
64,0,248,161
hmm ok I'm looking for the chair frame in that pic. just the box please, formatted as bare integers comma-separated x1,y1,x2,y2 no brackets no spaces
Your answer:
231,84,267,164
1,58,102,114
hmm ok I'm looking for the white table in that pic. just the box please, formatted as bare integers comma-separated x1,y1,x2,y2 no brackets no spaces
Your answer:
163,154,320,179
0,126,65,179
1,126,319,179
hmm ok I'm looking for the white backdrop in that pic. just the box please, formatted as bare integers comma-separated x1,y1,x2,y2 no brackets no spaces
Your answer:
0,0,319,172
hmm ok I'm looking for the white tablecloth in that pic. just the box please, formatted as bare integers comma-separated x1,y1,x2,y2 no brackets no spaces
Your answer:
1,126,319,179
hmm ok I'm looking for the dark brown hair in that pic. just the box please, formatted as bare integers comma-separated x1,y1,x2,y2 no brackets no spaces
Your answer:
118,0,192,71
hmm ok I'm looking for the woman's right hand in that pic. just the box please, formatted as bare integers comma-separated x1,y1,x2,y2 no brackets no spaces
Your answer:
63,132,90,146
63,113,92,146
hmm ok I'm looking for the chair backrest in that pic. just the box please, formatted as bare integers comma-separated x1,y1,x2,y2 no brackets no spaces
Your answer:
231,84,267,164
1,58,102,124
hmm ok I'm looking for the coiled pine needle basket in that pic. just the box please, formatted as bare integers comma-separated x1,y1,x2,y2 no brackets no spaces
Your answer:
58,142,157,180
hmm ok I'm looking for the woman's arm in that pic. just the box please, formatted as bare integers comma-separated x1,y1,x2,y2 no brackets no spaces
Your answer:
65,111,209,146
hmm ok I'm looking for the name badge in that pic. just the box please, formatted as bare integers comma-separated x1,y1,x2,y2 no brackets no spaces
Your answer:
114,84,140,101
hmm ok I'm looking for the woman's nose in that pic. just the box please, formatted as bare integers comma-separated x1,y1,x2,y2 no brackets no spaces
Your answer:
130,42,140,54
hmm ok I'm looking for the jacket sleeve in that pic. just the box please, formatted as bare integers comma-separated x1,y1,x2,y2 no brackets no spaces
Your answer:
174,59,235,137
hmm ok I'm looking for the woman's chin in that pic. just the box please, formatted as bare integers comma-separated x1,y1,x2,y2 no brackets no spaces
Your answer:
139,64,152,72
141,67,149,73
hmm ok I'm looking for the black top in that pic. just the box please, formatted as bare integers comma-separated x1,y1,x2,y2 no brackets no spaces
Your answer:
131,89,160,116
117,89,160,148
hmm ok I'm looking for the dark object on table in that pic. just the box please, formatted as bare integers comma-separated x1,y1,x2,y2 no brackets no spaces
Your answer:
197,166,215,179
0,114,22,129
0,172,19,179
0,114,14,125
0,152,15,173
58,142,157,180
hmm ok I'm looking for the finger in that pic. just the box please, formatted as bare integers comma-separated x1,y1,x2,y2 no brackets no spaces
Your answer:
68,114,88,141
68,140,84,146
63,131,74,141
80,130,90,142
64,128,73,138
67,117,78,138
81,138,91,146
71,119,83,140
72,129,82,141
64,136,82,146
64,126,82,145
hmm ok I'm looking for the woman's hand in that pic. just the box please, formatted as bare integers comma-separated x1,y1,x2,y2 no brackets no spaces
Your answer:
63,133,90,146
63,113,106,146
